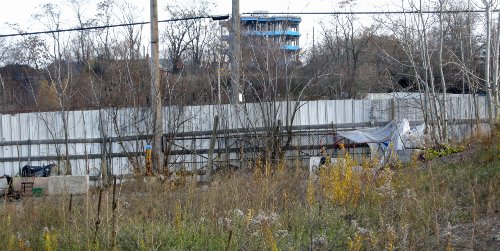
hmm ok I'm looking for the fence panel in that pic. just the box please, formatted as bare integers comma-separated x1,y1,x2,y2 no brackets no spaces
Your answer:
0,96,490,176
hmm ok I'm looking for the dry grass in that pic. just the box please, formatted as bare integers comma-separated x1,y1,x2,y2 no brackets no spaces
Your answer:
1,124,499,250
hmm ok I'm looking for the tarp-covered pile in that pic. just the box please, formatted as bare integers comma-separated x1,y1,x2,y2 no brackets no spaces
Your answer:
337,119,425,164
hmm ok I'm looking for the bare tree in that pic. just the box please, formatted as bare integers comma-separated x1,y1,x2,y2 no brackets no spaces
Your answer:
68,0,97,62
438,0,449,141
94,0,115,60
162,0,216,74
3,24,50,69
33,3,73,174
482,0,496,123
313,0,380,98
0,38,8,64
233,20,334,168
116,1,144,60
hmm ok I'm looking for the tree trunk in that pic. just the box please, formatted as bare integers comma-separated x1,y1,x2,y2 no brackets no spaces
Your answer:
438,0,448,142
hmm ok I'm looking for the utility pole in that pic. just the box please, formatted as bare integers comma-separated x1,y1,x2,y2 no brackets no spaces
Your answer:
485,3,494,124
150,0,164,173
312,26,315,59
493,12,500,117
218,24,222,107
231,0,241,104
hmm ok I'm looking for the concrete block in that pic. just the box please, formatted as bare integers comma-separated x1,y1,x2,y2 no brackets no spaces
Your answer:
11,177,49,192
0,178,8,194
397,149,422,163
309,157,346,175
48,175,89,195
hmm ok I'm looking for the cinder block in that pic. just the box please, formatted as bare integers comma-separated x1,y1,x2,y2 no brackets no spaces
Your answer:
48,175,89,195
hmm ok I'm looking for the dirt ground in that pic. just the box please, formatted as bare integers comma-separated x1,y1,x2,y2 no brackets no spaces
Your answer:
434,142,500,251
445,214,500,250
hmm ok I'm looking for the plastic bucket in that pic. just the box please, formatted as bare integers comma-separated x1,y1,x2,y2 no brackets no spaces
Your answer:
32,187,44,197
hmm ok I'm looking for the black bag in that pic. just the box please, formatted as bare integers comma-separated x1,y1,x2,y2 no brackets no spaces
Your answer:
21,164,54,177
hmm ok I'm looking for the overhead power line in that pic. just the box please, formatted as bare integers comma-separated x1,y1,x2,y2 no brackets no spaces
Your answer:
243,10,500,15
0,9,495,38
0,15,229,38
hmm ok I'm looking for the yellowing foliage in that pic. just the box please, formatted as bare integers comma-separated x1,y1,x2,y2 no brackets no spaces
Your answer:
318,152,362,208
36,80,59,109
348,233,363,251
262,223,278,251
174,201,182,229
43,227,56,251
306,178,315,207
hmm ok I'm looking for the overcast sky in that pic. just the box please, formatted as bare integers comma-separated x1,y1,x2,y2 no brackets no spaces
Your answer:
0,1,395,26
0,0,487,51
0,1,402,46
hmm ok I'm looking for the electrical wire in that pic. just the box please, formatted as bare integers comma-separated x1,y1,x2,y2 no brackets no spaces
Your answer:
243,9,499,15
0,15,228,38
0,9,493,38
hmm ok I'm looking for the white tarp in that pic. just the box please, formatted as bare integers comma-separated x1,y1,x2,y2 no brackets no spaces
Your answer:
337,121,399,147
307,119,425,173
337,119,424,164
402,123,426,149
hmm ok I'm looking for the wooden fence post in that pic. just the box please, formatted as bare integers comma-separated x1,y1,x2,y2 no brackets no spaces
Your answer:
391,98,398,121
205,115,219,181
